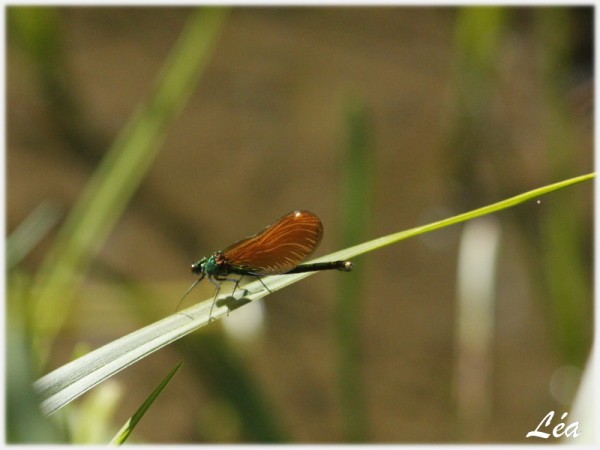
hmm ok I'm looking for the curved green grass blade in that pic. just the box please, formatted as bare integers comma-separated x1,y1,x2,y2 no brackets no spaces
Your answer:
33,173,594,416
330,172,594,261
110,361,183,445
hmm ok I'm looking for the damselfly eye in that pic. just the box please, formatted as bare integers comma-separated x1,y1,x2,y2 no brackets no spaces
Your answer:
190,262,201,274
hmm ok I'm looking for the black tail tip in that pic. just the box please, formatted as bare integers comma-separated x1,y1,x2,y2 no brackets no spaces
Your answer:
340,261,353,271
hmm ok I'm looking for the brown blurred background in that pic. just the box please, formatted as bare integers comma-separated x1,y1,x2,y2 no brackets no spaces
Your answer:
6,6,593,443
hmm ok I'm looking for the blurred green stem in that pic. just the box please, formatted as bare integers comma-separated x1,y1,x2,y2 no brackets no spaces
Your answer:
28,7,230,369
535,9,592,366
336,97,373,442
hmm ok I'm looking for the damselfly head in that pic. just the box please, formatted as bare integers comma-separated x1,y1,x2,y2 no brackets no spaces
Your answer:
191,257,208,275
191,253,225,276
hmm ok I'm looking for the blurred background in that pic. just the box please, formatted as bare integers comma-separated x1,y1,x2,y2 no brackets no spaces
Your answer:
6,6,593,444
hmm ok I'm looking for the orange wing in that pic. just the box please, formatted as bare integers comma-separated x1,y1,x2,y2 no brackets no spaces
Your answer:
222,210,323,275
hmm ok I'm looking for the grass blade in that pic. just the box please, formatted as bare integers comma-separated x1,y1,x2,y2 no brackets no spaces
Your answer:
110,361,183,445
33,173,594,416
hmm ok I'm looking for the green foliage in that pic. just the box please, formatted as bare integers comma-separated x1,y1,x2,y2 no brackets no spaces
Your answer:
7,6,592,444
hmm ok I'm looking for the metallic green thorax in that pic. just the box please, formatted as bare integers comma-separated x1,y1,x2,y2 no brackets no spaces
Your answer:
191,252,230,278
